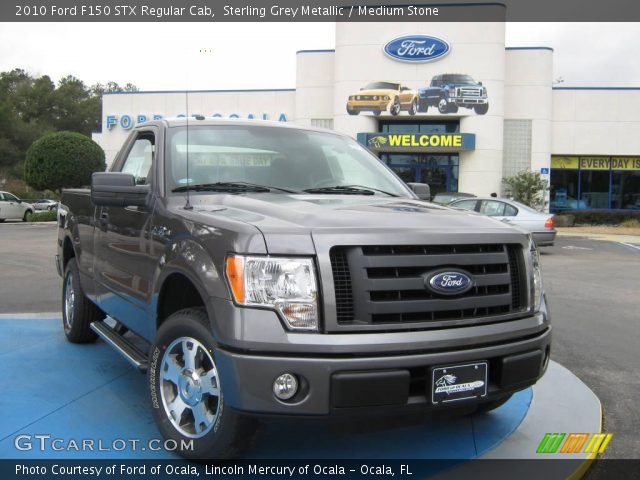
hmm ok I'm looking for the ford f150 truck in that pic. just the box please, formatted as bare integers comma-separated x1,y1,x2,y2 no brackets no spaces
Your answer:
418,74,489,114
56,118,550,459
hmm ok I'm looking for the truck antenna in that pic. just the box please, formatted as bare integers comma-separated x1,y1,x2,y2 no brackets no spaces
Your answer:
183,90,193,210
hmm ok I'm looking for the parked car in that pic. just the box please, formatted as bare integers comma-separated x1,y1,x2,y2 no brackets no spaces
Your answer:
0,191,34,222
347,81,418,116
417,74,489,114
432,192,476,205
448,197,556,246
57,118,550,459
33,199,59,211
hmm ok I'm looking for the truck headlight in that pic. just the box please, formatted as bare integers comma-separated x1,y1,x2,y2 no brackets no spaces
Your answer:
225,255,319,331
529,241,543,312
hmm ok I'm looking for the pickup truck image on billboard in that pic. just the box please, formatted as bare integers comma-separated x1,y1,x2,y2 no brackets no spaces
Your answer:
346,81,418,116
417,74,489,114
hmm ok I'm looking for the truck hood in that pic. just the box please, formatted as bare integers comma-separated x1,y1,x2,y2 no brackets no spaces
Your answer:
181,193,522,253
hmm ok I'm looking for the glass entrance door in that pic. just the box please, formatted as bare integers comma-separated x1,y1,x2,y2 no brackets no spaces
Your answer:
380,153,459,196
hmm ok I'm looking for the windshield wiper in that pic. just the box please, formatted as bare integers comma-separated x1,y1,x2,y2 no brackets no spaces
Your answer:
172,182,297,194
340,184,399,197
303,185,398,196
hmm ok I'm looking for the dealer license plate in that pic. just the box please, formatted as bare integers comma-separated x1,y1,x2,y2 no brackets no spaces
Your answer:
431,362,488,404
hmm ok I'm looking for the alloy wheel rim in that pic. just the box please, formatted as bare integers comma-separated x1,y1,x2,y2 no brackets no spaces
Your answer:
160,336,221,438
63,271,74,330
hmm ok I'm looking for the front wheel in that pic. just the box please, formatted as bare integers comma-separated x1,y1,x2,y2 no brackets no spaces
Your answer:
62,258,103,343
389,97,401,116
475,104,489,115
149,308,257,459
23,210,33,222
408,99,418,116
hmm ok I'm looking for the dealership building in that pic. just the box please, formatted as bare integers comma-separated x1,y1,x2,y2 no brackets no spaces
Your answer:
94,20,640,212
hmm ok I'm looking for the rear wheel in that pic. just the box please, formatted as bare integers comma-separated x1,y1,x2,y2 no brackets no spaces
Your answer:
62,258,103,343
408,99,418,116
390,96,401,116
149,308,257,459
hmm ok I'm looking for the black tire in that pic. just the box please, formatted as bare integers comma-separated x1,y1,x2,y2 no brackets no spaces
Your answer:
408,99,418,116
148,308,257,459
437,97,450,114
475,104,489,115
0,219,5,223
475,394,513,414
346,107,358,116
62,258,103,343
23,210,33,222
373,110,382,116
390,97,401,116
417,101,428,113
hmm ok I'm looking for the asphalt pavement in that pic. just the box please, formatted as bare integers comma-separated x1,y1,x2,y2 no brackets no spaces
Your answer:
0,222,638,468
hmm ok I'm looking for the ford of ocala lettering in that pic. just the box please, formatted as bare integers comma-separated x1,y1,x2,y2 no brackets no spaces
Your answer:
418,74,489,114
56,118,551,459
347,82,418,116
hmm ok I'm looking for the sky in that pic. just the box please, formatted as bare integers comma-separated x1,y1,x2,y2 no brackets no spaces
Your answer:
0,22,639,90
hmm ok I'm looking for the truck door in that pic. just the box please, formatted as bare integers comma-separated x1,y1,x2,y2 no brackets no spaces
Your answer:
94,129,158,336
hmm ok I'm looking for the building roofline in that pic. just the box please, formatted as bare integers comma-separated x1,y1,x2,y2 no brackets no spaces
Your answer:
553,86,640,90
505,46,554,52
296,49,335,54
103,88,296,96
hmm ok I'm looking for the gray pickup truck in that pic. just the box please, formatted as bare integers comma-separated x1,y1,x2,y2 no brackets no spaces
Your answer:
56,118,550,458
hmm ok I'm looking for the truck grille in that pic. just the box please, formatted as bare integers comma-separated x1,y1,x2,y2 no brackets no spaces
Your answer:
457,87,482,97
329,244,528,328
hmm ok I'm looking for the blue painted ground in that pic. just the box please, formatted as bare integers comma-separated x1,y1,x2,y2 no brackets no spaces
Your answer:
0,318,532,460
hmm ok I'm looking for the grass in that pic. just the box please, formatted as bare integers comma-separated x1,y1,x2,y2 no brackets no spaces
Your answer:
26,210,57,222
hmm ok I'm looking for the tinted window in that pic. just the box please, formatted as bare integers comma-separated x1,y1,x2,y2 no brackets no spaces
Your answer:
363,82,399,90
480,200,506,216
121,134,154,185
504,204,518,216
452,200,477,211
0,193,5,201
4,193,18,202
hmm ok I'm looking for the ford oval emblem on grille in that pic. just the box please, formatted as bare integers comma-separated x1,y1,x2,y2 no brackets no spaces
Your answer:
425,270,473,295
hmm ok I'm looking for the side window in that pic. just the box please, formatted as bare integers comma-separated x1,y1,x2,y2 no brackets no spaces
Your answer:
452,200,478,211
121,134,154,185
504,204,518,217
4,193,18,202
0,193,5,201
480,200,506,216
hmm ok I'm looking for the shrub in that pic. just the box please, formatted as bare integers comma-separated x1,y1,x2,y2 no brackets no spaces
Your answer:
620,219,640,229
26,210,57,222
567,210,640,226
502,171,547,209
554,214,575,227
24,131,105,194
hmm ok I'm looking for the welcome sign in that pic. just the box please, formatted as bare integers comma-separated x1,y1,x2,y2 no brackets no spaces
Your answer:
358,132,476,152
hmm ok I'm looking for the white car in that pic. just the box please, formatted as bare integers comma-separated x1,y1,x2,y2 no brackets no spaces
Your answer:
0,191,34,222
449,197,557,246
33,199,59,211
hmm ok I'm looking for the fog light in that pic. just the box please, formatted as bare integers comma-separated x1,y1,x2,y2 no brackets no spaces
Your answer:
273,373,298,400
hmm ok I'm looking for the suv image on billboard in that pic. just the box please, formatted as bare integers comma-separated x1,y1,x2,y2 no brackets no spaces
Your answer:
418,74,489,115
347,82,418,116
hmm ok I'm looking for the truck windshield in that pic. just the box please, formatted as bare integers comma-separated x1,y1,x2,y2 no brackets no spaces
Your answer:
441,75,476,85
165,125,412,197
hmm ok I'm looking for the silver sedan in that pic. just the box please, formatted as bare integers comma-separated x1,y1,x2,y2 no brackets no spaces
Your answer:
448,197,557,246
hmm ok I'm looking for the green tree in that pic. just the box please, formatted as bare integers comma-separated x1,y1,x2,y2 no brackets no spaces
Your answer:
502,170,547,209
24,131,105,194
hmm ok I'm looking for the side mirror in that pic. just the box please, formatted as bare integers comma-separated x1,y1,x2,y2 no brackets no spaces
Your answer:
407,182,431,201
17,199,22,204
91,172,150,208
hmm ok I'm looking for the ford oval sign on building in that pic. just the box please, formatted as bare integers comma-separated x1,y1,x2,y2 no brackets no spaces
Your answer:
383,35,450,63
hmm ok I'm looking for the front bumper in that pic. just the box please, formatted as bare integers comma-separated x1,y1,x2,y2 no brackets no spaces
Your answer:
449,96,488,106
347,100,389,112
215,324,551,416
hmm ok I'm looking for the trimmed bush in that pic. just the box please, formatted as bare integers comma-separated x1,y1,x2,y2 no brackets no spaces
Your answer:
554,214,575,227
26,210,57,222
24,131,105,193
564,210,640,226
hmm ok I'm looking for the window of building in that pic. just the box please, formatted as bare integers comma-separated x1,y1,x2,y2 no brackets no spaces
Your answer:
311,119,334,130
550,155,640,211
503,119,532,180
379,120,459,134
